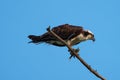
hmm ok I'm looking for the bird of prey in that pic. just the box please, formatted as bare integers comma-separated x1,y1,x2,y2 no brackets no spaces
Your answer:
28,24,95,47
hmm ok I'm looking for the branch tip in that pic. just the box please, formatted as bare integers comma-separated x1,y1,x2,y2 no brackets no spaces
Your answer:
46,26,51,31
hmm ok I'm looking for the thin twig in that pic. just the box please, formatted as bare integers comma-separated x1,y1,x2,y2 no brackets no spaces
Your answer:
47,26,106,80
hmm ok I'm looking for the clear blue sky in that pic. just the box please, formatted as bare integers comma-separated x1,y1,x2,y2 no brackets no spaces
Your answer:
0,0,120,80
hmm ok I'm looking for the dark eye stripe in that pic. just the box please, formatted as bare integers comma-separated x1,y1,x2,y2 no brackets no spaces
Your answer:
84,32,89,36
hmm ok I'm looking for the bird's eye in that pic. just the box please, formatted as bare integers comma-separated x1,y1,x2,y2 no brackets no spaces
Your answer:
84,32,89,36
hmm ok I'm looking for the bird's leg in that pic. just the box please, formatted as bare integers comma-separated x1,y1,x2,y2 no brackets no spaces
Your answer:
68,48,80,59
66,34,80,59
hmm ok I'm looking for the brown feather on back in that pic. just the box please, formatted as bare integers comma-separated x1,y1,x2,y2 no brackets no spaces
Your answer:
51,24,83,40
28,24,84,45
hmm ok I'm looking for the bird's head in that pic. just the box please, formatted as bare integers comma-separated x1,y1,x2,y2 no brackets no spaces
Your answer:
83,30,95,42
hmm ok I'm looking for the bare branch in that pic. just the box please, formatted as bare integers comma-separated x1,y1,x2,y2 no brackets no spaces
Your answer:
47,26,106,80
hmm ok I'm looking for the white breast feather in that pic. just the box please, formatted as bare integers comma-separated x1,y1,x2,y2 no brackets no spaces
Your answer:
70,34,86,45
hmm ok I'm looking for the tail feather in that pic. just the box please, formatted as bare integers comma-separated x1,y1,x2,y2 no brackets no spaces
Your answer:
28,35,41,43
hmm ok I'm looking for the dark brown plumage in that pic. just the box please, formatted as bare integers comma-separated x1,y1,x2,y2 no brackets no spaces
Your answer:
28,24,95,46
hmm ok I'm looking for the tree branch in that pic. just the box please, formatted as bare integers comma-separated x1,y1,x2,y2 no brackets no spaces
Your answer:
47,26,106,80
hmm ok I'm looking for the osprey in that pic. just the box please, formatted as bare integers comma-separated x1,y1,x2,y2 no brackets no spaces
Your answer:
28,24,95,46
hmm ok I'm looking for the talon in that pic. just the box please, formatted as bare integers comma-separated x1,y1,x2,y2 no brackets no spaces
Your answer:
75,48,80,53
68,48,80,59
69,55,75,59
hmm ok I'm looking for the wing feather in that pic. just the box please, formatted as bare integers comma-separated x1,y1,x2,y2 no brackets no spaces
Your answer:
40,24,83,41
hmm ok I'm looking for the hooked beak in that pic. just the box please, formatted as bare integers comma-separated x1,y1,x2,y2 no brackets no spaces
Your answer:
92,37,95,42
